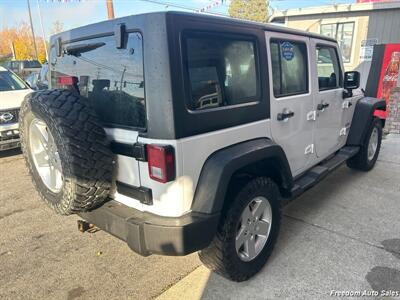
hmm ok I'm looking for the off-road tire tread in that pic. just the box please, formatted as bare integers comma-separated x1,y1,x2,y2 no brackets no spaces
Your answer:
19,89,114,215
199,177,281,282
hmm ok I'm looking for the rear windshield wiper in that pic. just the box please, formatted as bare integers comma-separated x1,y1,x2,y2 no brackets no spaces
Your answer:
64,42,105,56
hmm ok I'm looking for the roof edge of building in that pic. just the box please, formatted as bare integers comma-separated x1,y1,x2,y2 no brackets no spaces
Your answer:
271,1,400,20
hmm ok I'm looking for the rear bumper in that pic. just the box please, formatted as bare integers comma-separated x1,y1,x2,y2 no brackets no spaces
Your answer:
78,200,220,256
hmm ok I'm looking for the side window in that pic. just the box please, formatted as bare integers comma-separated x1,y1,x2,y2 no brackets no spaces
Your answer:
183,32,259,111
270,40,308,97
316,45,342,90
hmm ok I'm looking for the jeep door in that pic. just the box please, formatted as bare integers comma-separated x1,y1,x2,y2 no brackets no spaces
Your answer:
311,39,346,158
266,32,316,176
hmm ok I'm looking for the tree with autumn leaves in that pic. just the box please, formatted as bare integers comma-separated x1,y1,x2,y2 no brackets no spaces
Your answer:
0,21,63,64
229,0,270,23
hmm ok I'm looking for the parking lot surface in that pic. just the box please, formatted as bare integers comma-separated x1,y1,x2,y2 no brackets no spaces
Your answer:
158,135,400,299
1,135,399,300
0,149,201,300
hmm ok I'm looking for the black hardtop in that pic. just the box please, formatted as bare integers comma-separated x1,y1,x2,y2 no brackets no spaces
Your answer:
48,11,338,140
50,11,337,45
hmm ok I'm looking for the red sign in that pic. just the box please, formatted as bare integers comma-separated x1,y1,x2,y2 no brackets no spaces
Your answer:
375,44,400,119
365,43,400,119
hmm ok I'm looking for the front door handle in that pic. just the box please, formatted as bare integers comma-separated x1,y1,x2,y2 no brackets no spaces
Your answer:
317,102,330,111
277,110,295,121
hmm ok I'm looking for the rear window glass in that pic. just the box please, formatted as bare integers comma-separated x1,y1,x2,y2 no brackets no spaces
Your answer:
183,32,259,111
51,33,145,129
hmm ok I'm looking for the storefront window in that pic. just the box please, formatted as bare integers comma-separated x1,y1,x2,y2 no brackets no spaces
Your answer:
320,22,354,63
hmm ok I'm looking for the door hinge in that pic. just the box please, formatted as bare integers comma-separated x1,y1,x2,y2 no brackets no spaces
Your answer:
342,100,353,109
110,141,147,161
304,144,314,155
339,127,347,136
306,110,317,121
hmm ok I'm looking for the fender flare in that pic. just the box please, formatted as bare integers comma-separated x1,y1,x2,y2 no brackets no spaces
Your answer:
347,97,386,146
191,138,293,215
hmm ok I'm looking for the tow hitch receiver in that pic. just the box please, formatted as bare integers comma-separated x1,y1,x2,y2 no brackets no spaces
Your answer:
77,220,99,233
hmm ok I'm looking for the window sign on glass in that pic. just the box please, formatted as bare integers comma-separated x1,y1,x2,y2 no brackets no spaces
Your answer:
270,40,308,97
184,33,258,111
281,41,295,61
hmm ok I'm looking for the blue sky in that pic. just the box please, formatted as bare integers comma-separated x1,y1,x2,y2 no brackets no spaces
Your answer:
0,0,355,38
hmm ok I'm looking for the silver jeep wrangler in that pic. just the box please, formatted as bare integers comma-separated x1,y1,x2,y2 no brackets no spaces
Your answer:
19,12,385,282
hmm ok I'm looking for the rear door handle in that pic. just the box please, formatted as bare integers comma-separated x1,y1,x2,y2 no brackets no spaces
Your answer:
277,110,295,121
317,102,330,111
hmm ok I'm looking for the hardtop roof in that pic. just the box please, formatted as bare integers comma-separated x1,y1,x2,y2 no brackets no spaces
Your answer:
167,11,337,42
51,11,337,44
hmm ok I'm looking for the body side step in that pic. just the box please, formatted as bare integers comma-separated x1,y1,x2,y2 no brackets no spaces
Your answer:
289,146,359,201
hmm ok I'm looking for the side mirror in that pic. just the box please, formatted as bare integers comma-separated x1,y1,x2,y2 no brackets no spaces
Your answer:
343,71,360,98
344,71,360,90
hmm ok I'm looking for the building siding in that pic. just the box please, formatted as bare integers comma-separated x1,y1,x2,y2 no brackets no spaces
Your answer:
283,8,400,87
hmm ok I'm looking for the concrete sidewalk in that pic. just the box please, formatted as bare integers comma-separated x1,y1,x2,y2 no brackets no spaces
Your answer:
156,134,400,300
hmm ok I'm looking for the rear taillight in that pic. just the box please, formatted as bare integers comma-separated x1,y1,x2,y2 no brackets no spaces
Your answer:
57,75,78,86
147,144,175,183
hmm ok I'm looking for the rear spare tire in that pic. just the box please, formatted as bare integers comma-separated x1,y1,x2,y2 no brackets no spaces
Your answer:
19,89,114,215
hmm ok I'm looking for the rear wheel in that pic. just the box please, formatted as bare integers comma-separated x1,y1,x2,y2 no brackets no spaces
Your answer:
347,117,382,171
19,89,114,215
199,177,281,282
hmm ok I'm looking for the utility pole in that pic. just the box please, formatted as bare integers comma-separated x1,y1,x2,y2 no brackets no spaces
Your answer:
37,0,48,61
27,0,39,60
10,42,16,60
106,0,115,20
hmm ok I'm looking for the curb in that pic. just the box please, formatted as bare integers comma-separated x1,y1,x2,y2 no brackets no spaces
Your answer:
155,266,212,300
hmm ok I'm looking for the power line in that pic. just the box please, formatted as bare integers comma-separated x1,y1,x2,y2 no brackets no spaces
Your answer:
195,0,225,13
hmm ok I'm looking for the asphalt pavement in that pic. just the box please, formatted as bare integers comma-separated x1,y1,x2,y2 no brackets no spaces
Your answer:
157,134,400,300
0,149,201,300
1,135,399,300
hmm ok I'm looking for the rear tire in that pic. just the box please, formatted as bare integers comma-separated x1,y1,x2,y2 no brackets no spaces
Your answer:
199,177,281,282
346,117,382,171
19,89,114,215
